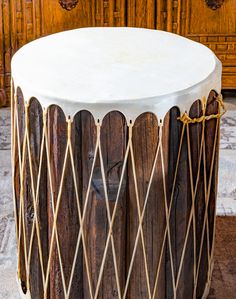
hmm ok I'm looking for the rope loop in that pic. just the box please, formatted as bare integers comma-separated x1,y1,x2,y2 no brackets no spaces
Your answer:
178,94,226,124
43,109,47,125
66,116,72,140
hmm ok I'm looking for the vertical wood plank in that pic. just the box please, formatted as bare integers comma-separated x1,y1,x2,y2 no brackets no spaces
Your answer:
81,111,127,299
15,88,27,294
166,0,172,31
127,113,166,299
80,111,97,299
196,91,219,298
0,0,6,106
47,106,83,299
127,0,156,28
169,106,193,299
100,112,127,297
165,107,183,299
27,98,47,298
47,106,67,299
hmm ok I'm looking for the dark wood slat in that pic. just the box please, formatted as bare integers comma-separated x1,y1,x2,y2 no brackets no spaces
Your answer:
81,111,127,298
15,88,27,294
170,106,193,299
187,100,204,299
165,107,183,299
196,91,219,298
127,113,166,299
14,94,220,299
100,112,127,298
47,105,67,299
27,98,47,298
47,106,83,299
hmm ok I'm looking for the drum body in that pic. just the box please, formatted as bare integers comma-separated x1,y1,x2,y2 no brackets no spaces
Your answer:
12,88,221,299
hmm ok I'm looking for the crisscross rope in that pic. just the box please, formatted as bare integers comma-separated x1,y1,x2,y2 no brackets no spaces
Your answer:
12,91,224,299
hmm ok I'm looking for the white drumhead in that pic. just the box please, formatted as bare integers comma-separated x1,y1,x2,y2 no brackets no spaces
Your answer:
11,27,221,120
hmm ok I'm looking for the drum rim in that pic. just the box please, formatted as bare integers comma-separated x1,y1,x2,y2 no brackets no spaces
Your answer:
11,27,222,120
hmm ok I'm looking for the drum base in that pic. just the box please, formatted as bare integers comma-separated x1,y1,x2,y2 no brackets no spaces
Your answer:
16,261,215,299
202,260,214,299
17,278,31,299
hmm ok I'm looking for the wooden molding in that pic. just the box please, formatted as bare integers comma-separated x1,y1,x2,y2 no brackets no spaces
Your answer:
205,0,224,10
58,0,79,11
0,89,7,106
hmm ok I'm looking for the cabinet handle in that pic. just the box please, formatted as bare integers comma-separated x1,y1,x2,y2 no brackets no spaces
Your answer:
205,0,224,10
59,0,79,11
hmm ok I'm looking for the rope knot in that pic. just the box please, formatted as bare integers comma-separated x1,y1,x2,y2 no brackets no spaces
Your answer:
178,94,226,124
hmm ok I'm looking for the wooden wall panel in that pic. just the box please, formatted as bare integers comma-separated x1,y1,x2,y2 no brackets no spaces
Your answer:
0,0,11,106
0,1,5,105
1,0,236,107
180,0,236,89
127,0,167,30
41,0,94,35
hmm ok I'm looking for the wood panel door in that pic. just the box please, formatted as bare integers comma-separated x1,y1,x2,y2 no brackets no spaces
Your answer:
41,0,126,35
126,0,172,31
42,0,94,35
0,0,127,107
179,0,236,89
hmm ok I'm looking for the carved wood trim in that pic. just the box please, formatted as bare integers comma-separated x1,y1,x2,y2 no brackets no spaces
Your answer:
58,0,79,11
205,0,224,10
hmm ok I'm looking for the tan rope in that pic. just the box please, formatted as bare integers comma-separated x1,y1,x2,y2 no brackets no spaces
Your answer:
202,121,211,286
11,93,18,242
152,123,186,299
25,109,46,287
66,118,94,299
88,122,132,299
13,93,225,299
19,103,30,289
208,117,221,280
14,96,24,279
125,123,152,299
186,123,197,291
178,95,225,125
44,112,69,298
93,121,123,299
123,122,162,299
15,100,29,284
159,121,177,299
193,117,220,298
175,95,225,299
62,118,101,299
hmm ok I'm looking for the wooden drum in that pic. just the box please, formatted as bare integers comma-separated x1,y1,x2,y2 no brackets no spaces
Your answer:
11,28,224,299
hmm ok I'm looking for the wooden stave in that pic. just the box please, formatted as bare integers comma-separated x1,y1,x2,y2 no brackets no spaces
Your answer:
13,92,221,299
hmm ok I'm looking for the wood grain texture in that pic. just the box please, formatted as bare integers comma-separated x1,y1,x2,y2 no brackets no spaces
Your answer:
80,111,127,298
14,88,27,294
127,113,162,298
188,100,204,299
168,106,194,299
23,98,47,298
2,0,234,107
165,107,186,299
47,105,83,299
188,99,205,297
181,0,236,88
14,92,221,298
196,91,219,298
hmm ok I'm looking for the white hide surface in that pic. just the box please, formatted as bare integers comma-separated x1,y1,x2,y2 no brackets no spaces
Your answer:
11,27,222,121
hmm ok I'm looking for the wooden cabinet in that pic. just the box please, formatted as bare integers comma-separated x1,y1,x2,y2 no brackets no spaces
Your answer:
179,0,236,90
1,0,236,106
0,0,126,106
